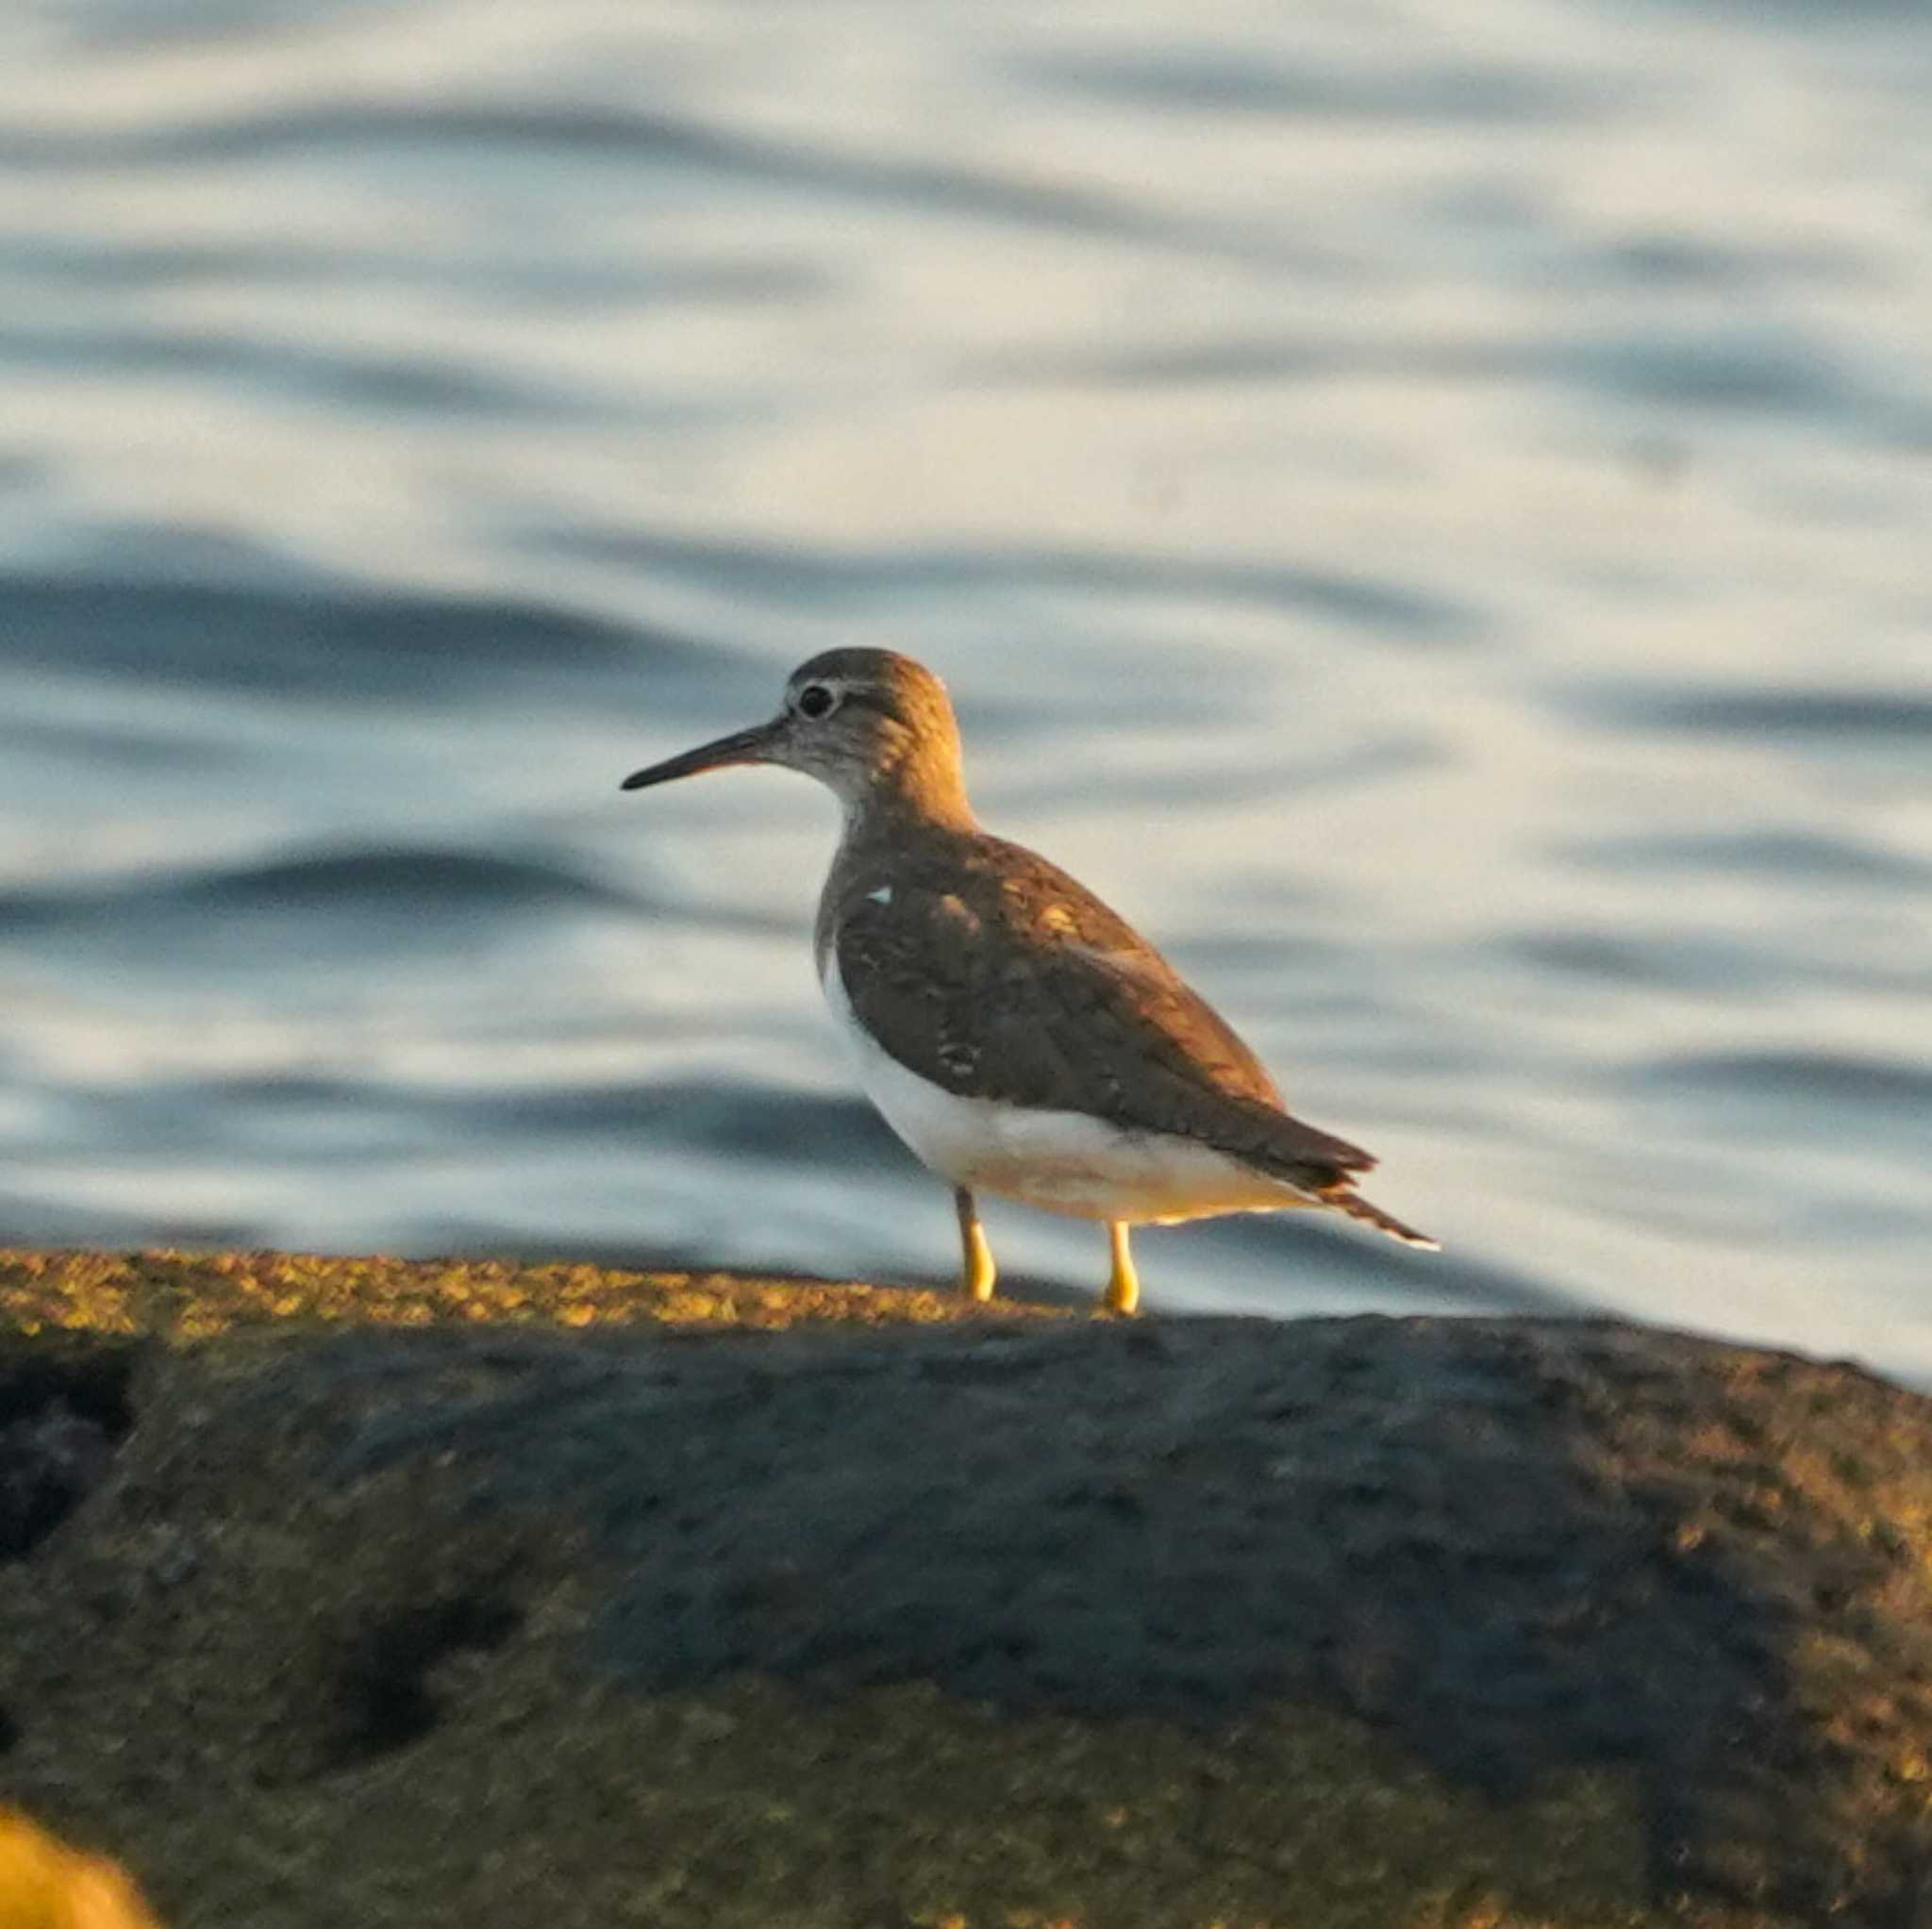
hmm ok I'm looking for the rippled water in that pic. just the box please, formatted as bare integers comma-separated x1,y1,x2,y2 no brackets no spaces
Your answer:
3,0,1928,1372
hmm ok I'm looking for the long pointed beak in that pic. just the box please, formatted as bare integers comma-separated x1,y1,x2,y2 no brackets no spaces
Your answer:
620,720,784,792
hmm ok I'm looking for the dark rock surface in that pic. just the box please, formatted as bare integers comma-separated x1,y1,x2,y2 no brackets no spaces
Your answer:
1,1256,1929,1926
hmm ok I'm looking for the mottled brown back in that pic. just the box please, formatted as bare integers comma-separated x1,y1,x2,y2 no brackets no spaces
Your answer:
818,823,1376,1191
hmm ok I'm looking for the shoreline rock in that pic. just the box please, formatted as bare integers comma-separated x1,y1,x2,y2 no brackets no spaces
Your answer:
0,1807,160,1929
1,1251,1927,1927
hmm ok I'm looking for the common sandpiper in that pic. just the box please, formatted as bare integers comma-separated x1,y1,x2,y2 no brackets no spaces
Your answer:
623,648,1435,1314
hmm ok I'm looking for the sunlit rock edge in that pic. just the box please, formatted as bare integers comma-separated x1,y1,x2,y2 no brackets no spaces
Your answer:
0,1249,1926,1929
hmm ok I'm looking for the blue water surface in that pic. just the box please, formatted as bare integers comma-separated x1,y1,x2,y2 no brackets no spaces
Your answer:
2,0,1927,1372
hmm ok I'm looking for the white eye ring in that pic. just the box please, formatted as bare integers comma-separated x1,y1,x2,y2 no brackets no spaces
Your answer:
795,682,839,720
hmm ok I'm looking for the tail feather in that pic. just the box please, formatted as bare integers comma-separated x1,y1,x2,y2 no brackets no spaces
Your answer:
1320,1185,1440,1251
1242,1100,1376,1178
1204,1096,1436,1250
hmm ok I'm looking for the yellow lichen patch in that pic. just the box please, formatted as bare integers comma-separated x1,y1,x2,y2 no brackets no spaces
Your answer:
0,1807,161,1929
0,1249,1060,1343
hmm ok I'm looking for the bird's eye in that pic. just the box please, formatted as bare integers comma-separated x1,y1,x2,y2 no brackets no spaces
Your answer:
795,683,838,721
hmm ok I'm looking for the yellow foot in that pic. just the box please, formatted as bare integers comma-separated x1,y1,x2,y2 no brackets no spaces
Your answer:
1103,1221,1140,1317
955,1188,997,1302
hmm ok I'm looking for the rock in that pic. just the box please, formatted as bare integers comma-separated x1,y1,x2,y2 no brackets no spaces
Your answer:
0,1807,160,1929
1,1251,1929,1927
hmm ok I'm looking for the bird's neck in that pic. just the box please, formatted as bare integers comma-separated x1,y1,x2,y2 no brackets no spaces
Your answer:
816,762,975,974
840,751,977,842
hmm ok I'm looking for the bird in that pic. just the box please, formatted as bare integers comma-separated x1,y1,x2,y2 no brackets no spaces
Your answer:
622,649,1435,1314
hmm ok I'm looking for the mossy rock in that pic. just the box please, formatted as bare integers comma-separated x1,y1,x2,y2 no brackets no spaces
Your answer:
1,1251,1928,1927
0,1807,159,1929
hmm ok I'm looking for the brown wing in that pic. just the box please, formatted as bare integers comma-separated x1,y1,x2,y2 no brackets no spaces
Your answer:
826,831,1374,1189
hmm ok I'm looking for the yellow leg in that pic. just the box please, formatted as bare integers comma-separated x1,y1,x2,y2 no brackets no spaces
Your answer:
1104,1221,1140,1316
954,1188,997,1302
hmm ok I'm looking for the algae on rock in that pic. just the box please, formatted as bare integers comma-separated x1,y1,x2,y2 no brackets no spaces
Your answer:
2,1250,1927,1927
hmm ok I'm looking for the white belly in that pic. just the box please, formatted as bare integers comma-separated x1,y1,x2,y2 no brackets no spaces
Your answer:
821,954,1316,1224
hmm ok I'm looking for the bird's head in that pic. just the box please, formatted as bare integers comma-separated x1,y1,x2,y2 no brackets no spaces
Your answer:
622,648,973,823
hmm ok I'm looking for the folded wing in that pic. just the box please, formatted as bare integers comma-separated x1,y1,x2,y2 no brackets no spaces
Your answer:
830,834,1378,1197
